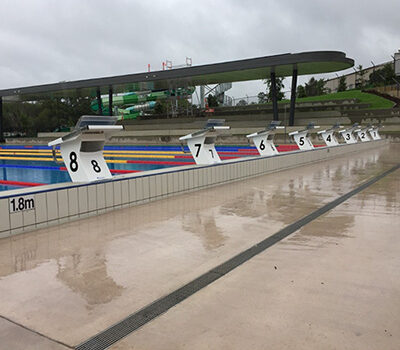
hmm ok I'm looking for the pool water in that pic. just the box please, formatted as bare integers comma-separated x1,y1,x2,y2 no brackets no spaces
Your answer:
0,144,275,192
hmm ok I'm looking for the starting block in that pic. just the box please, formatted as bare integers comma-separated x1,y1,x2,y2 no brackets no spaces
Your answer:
246,121,284,156
179,119,230,165
368,125,383,140
356,126,372,142
49,115,123,182
288,123,320,150
317,123,342,147
338,123,359,144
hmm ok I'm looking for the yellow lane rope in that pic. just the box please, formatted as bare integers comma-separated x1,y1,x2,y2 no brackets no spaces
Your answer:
0,152,176,159
0,156,129,164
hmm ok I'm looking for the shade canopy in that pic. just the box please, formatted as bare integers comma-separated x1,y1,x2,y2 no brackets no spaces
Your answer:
0,51,354,102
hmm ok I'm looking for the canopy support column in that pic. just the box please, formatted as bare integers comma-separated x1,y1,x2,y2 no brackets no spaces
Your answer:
200,86,205,109
270,71,279,121
0,97,4,143
108,87,113,116
96,88,103,115
289,68,298,126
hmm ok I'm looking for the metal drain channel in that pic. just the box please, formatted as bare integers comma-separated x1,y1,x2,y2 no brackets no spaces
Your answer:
76,163,400,350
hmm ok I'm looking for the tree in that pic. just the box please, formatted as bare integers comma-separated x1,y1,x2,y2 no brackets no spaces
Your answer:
257,92,268,104
369,63,396,87
261,76,285,102
338,76,347,92
355,64,366,89
3,97,92,136
236,99,248,106
304,77,326,97
154,100,168,114
3,101,40,134
207,94,219,107
296,85,306,98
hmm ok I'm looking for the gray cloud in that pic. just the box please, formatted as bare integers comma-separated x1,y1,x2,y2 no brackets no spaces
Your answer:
0,0,398,99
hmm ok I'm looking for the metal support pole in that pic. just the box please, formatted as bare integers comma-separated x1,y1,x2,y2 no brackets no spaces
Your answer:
0,97,4,143
96,88,103,115
270,71,279,121
200,85,205,109
108,87,113,116
289,68,298,126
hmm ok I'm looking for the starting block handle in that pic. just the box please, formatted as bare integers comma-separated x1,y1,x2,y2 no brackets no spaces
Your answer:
180,142,191,154
51,146,63,164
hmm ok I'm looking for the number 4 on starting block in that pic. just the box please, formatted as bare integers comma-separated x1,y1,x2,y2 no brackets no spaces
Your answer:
317,123,341,147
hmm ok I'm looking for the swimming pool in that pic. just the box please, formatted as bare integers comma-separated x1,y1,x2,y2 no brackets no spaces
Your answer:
2,144,294,191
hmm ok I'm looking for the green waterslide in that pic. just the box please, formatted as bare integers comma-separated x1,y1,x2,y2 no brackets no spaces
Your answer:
91,87,195,120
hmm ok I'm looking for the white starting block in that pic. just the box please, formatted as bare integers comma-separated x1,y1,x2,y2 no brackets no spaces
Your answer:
317,123,342,147
179,119,230,165
246,121,284,156
338,124,359,144
368,125,383,140
48,115,123,182
356,126,372,142
288,123,320,150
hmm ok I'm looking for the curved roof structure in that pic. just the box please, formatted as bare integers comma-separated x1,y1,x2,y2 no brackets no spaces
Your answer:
0,51,354,101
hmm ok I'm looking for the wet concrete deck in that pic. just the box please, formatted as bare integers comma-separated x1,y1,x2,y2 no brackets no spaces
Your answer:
0,143,399,350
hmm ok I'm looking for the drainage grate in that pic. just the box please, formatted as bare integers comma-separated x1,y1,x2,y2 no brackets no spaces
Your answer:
76,163,399,350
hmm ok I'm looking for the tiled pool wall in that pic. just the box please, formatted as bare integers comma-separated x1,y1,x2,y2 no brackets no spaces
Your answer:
0,140,387,238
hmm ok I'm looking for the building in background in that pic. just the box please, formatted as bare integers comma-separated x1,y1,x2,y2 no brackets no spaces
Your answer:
325,61,390,92
325,50,399,92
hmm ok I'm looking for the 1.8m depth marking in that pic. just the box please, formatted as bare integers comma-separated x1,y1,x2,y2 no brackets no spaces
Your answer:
9,196,35,213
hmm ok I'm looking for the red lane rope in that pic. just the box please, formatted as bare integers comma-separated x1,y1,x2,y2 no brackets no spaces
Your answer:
220,156,239,160
220,152,258,155
220,152,258,156
127,160,195,165
277,145,299,151
109,169,140,174
174,155,196,159
0,180,44,187
175,153,255,158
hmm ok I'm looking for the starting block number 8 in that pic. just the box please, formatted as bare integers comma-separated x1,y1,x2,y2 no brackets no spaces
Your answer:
69,152,79,172
69,152,101,173
91,160,101,172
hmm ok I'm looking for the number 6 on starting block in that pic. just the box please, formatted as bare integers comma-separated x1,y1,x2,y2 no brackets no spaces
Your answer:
246,121,283,156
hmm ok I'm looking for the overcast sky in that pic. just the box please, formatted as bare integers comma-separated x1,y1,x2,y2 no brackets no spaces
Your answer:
0,0,398,101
